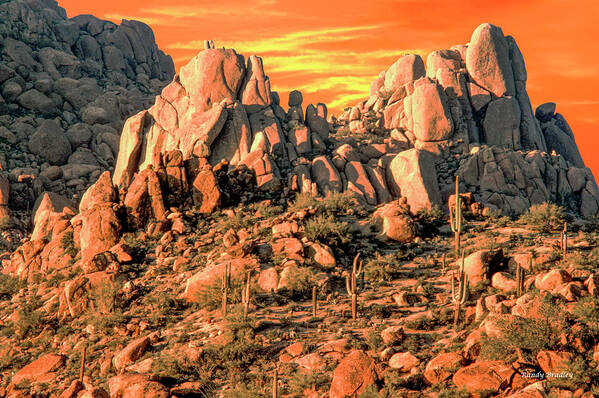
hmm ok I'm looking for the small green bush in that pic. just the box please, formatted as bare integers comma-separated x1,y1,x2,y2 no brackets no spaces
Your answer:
304,214,352,248
415,205,446,237
290,191,356,216
0,274,25,300
519,202,567,233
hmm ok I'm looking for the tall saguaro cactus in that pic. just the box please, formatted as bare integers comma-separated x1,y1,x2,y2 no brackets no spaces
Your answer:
451,252,468,329
449,176,463,258
345,253,364,320
242,271,251,321
516,263,525,297
561,222,568,262
312,286,317,319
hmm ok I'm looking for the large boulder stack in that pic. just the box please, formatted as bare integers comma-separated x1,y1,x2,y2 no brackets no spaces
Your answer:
338,22,599,216
0,0,174,215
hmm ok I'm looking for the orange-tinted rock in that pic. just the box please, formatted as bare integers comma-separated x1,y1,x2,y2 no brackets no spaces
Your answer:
311,155,342,194
80,205,121,261
329,350,379,398
240,55,271,112
59,380,85,398
423,352,466,384
386,149,442,212
108,373,169,398
306,242,336,268
10,239,45,281
452,360,514,393
79,171,117,213
411,77,453,142
378,203,417,243
463,249,504,285
124,168,167,229
534,269,572,292
113,110,150,188
113,336,151,371
380,326,405,346
345,161,377,206
383,54,425,93
183,257,259,302
466,23,515,98
12,353,65,385
536,350,575,374
389,352,419,372
179,48,245,114
191,167,221,214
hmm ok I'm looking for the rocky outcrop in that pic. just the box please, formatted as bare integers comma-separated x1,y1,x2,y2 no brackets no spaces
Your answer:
0,0,174,217
337,22,598,216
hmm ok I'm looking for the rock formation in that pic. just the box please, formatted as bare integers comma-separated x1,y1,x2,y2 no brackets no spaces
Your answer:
0,0,174,222
338,22,598,217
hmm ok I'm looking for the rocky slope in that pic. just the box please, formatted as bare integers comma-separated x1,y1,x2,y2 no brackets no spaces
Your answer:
0,0,174,229
1,19,599,398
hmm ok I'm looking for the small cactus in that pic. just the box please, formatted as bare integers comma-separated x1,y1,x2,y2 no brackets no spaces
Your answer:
222,263,231,316
345,253,364,320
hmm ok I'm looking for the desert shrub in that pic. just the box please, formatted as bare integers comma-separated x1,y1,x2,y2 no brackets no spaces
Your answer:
224,385,268,398
59,230,78,258
14,298,44,339
364,250,416,284
582,214,599,233
287,372,330,396
92,283,124,313
194,272,248,311
304,215,352,248
248,201,283,219
519,202,567,233
479,298,565,362
279,266,316,300
572,296,599,337
0,274,25,300
221,211,252,231
0,216,12,230
290,191,356,216
415,205,446,237
364,326,384,352
545,355,599,391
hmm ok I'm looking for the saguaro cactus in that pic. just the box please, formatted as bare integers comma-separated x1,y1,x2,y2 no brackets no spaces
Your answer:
312,286,317,319
451,252,468,329
561,222,568,261
516,263,525,297
79,344,87,382
345,253,364,320
222,263,231,316
273,367,278,398
449,176,463,258
242,271,251,320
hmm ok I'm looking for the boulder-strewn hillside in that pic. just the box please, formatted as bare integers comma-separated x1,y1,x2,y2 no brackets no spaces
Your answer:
2,18,599,398
0,0,174,226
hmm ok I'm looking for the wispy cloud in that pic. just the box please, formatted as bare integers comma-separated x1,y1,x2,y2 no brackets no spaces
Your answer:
141,0,287,19
168,25,388,53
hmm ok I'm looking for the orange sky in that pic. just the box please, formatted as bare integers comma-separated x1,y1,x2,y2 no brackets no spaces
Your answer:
59,0,599,178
